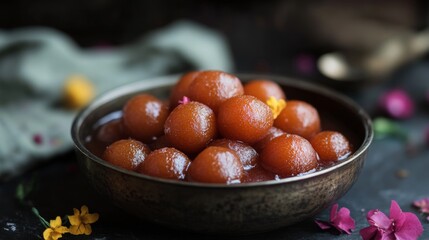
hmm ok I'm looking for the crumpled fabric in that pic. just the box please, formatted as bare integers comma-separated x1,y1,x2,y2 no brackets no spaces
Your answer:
0,20,234,179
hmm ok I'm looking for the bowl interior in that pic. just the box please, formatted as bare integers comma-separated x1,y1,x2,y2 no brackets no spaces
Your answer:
72,73,372,187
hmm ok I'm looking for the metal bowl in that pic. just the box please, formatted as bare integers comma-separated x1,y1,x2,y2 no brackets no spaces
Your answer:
71,74,373,235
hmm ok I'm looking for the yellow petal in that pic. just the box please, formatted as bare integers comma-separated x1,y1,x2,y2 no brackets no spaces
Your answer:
63,75,95,109
83,223,92,235
73,208,80,215
69,224,84,235
68,225,79,235
55,226,69,234
80,205,89,216
78,224,87,235
68,214,81,226
43,228,53,240
82,213,99,224
50,216,62,228
266,96,286,119
71,223,88,235
51,231,63,240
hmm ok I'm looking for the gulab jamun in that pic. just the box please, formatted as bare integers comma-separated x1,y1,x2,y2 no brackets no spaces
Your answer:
274,100,321,140
310,131,352,164
96,118,126,144
122,94,169,143
243,79,286,102
164,101,217,155
188,146,244,184
242,164,276,183
169,71,200,109
253,127,285,153
187,70,243,113
209,139,258,170
217,95,273,144
260,134,319,177
137,147,191,180
86,71,357,184
103,139,151,171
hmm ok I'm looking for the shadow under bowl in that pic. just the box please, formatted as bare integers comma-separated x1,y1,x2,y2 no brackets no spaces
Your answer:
71,73,373,235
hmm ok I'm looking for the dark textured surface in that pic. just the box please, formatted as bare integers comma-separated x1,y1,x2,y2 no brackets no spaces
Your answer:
1,64,429,239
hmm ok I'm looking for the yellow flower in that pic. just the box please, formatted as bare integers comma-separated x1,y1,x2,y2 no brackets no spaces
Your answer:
63,74,95,109
266,96,287,119
43,216,69,240
68,205,99,235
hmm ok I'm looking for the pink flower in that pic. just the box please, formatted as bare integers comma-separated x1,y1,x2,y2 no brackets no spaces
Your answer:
178,96,190,105
379,89,414,119
413,198,429,214
315,204,355,234
360,200,423,240
33,134,43,145
294,53,316,75
413,198,429,221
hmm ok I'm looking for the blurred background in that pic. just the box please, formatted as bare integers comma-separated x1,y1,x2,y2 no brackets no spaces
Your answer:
1,0,427,81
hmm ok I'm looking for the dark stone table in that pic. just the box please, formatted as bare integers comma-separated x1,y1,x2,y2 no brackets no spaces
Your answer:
1,63,429,239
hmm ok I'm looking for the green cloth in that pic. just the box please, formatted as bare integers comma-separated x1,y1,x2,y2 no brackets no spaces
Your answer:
0,21,233,179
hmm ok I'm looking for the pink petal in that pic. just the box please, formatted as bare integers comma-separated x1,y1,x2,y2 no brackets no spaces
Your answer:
381,233,396,240
332,207,355,234
360,226,380,240
394,212,423,240
368,210,392,230
33,134,43,145
178,96,190,105
379,89,414,119
389,200,406,228
413,198,429,214
295,53,316,74
314,220,332,230
316,204,356,235
330,204,339,221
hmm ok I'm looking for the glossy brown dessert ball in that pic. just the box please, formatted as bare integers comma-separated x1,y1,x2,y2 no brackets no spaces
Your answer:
169,71,200,109
209,139,258,170
96,118,126,144
188,70,243,113
188,146,244,184
260,134,318,177
103,139,151,171
137,147,191,180
217,95,273,144
310,131,352,164
164,101,217,155
242,164,276,183
274,100,321,140
253,127,285,153
122,94,169,143
243,80,286,102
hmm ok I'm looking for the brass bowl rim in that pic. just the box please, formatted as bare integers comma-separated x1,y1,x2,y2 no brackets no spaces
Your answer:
71,73,373,188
